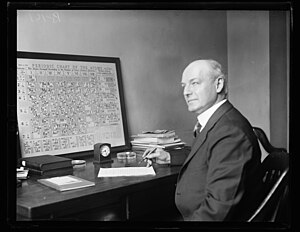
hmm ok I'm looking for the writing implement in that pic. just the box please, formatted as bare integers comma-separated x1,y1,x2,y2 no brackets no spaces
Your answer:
138,147,157,166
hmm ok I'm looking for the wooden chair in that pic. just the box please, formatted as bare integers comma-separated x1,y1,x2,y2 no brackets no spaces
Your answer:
247,127,290,223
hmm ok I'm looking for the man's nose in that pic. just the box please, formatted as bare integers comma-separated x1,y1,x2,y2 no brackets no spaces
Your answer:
183,84,192,96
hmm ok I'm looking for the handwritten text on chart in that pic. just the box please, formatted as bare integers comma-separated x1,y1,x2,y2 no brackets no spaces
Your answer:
29,12,61,23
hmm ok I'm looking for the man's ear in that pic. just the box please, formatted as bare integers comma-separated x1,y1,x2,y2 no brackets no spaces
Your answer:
215,76,224,93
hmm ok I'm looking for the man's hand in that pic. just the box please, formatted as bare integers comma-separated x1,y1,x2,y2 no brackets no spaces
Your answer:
142,148,171,167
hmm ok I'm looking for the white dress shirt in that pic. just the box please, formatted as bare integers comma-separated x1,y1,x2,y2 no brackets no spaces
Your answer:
197,99,227,132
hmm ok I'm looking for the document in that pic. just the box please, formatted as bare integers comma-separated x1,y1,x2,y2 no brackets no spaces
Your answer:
17,167,29,180
98,166,156,177
38,175,95,191
46,175,81,185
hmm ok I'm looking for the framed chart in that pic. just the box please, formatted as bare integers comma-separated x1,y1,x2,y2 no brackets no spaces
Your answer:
17,51,130,158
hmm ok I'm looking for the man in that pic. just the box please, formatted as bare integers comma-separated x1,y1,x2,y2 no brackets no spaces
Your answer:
144,59,263,221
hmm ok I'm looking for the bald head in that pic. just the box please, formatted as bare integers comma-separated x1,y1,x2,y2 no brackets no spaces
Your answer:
181,59,227,114
183,60,226,84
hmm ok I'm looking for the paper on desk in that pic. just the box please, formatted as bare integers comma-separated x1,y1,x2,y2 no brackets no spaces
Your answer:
17,168,29,179
98,166,156,177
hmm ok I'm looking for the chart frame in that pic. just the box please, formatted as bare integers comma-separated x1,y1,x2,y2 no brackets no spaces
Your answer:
17,51,131,158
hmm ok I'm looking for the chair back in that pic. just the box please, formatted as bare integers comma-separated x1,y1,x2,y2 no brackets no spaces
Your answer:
248,127,289,223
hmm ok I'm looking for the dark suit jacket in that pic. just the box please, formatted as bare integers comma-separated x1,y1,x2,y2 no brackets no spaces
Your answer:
173,101,262,221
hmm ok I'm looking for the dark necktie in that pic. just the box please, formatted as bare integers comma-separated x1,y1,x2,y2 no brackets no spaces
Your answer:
193,122,202,138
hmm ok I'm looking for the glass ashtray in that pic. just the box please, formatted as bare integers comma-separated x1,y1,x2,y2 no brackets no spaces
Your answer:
117,151,137,160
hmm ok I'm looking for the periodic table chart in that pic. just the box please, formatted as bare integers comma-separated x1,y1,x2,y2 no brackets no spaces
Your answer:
17,56,126,157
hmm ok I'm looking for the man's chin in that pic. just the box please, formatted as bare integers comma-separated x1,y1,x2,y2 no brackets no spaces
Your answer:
188,106,203,114
188,106,197,112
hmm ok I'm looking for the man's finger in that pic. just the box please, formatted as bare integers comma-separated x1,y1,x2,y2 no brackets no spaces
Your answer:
146,159,152,167
142,149,150,158
145,152,159,159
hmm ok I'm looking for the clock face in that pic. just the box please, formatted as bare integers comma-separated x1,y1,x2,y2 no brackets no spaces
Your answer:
100,145,110,157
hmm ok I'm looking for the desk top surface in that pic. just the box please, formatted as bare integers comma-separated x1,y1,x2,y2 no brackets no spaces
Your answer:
17,153,181,219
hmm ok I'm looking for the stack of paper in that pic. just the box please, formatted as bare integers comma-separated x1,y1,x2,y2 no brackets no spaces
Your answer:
131,130,185,151
98,166,156,177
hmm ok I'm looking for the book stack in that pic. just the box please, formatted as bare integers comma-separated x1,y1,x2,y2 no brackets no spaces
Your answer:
131,129,186,152
19,155,73,177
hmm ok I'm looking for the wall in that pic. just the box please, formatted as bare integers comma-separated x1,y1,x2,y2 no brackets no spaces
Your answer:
227,11,270,160
17,10,228,145
227,11,289,158
269,11,289,150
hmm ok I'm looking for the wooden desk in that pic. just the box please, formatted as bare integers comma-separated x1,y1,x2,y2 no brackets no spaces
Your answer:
17,155,182,221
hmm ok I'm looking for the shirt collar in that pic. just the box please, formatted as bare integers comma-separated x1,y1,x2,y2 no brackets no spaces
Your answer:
197,99,227,131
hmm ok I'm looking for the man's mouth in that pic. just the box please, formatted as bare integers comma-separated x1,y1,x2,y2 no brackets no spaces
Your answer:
187,99,197,104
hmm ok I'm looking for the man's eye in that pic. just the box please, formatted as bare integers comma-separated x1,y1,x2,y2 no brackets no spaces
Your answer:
191,82,199,86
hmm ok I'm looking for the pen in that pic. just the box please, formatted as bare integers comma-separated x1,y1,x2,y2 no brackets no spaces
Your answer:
138,147,157,165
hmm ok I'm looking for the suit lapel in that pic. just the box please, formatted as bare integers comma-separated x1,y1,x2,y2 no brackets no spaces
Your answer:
181,101,234,168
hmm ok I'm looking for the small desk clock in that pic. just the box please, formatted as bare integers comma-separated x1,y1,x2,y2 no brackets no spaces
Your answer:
93,143,113,164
